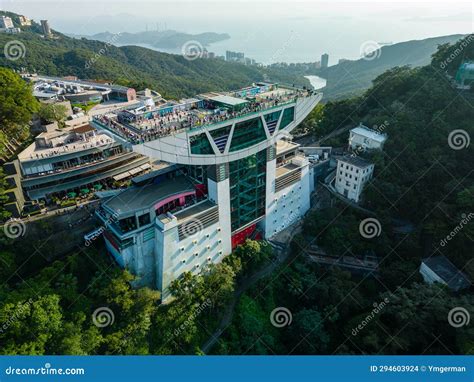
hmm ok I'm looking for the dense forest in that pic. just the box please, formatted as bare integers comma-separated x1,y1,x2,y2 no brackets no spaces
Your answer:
213,35,474,354
0,27,473,355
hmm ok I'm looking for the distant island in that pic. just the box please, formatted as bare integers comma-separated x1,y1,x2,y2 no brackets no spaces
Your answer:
70,30,231,49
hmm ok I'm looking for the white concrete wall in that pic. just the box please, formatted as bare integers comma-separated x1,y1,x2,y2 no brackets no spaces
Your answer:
335,160,374,203
156,216,224,301
264,160,311,238
208,178,232,256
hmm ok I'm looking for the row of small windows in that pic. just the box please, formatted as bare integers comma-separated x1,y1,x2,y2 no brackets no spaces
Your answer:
181,237,222,250
180,251,224,264
340,163,371,175
339,170,361,182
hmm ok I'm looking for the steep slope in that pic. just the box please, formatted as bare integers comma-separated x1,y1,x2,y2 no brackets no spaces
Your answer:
319,34,465,99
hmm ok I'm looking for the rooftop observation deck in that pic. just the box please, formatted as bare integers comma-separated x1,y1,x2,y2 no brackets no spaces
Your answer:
92,83,316,145
18,126,116,163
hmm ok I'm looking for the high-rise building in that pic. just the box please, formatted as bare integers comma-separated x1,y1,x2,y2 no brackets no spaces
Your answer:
0,16,14,29
226,50,245,61
19,16,31,26
321,53,329,69
91,82,322,301
40,20,52,37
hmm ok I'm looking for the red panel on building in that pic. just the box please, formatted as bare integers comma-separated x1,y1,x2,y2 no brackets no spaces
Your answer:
195,183,207,198
231,224,257,249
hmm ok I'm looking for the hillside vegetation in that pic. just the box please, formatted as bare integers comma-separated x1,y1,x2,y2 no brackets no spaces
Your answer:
214,35,474,355
0,11,306,99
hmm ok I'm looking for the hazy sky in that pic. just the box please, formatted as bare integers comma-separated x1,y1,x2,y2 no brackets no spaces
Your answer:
1,0,472,63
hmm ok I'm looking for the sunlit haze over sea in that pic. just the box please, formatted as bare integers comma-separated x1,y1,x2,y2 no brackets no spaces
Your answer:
3,0,473,64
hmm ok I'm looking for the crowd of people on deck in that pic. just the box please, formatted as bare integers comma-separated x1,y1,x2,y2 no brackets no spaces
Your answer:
94,90,308,145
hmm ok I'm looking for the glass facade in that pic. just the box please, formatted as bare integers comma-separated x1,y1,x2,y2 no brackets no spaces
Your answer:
279,107,295,130
190,133,214,155
264,110,281,135
229,149,267,232
209,125,232,153
264,110,282,124
229,116,267,152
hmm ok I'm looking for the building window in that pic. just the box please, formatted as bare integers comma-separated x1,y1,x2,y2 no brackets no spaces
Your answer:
118,216,137,233
229,117,267,152
138,213,151,227
279,107,295,130
190,133,214,155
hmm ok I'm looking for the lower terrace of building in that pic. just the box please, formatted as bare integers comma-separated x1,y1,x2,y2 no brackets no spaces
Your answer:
98,171,208,238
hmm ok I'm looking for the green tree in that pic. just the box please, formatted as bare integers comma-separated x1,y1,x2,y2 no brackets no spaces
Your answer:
0,68,39,147
288,308,330,354
37,103,68,126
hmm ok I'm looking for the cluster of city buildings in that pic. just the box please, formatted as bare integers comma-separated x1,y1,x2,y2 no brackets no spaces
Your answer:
0,15,22,34
0,14,52,37
225,50,257,66
25,74,138,103
2,75,154,217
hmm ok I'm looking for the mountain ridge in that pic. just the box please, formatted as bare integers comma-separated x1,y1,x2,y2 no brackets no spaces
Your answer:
69,30,231,49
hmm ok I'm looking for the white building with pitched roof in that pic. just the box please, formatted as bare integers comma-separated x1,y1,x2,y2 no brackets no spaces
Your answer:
349,123,387,151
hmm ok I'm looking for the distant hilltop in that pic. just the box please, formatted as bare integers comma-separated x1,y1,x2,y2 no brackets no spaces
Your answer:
70,30,231,49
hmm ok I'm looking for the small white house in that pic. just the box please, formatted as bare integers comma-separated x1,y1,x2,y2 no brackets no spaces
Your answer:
349,123,387,151
335,156,374,203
